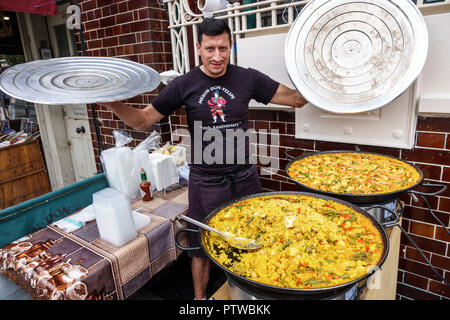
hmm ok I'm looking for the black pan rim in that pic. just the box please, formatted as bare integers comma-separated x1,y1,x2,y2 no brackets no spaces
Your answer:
199,190,390,296
285,150,424,203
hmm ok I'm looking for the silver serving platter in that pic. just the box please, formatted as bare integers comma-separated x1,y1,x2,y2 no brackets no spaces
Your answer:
0,56,161,105
285,0,428,114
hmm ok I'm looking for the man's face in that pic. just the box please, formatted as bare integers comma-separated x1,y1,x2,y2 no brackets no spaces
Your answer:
196,32,231,78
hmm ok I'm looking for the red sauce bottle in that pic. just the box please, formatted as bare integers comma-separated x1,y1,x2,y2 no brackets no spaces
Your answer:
140,168,152,202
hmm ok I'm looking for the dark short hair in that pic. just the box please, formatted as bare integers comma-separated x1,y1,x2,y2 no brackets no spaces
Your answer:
198,18,232,44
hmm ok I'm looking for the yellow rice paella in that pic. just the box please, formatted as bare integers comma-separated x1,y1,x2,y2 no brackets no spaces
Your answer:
287,152,421,195
204,194,384,289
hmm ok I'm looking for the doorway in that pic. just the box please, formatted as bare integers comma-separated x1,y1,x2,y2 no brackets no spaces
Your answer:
17,2,97,190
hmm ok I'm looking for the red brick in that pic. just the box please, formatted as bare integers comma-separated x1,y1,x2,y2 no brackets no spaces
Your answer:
119,34,136,45
409,220,435,238
149,31,167,42
143,53,154,63
87,39,102,49
403,206,449,225
417,116,450,133
128,20,150,33
102,36,118,47
417,132,446,149
402,148,450,166
87,10,94,21
115,46,124,55
101,5,112,16
99,16,116,28
84,20,99,31
141,31,152,42
396,282,440,300
138,8,150,20
125,54,139,63
150,42,163,53
97,0,111,7
149,8,166,19
254,121,270,131
429,279,450,298
128,0,149,10
118,2,128,12
400,232,446,256
100,127,114,136
116,12,133,24
279,135,314,150
130,130,149,141
403,272,429,290
97,28,105,38
399,258,445,282
444,167,450,182
431,253,450,274
434,226,450,243
133,42,153,54
89,30,97,40
266,169,289,182
94,8,103,19
98,111,113,120
414,163,442,181
259,176,280,191
438,197,450,213
278,111,295,123
249,110,277,121
270,122,286,135
286,123,295,135
405,247,431,264
81,0,96,11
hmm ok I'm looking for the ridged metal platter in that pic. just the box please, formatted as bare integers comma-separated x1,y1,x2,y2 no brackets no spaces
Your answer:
0,57,160,105
285,0,428,113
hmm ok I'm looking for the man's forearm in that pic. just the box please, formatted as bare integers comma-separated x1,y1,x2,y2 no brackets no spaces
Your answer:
270,84,308,108
100,101,161,130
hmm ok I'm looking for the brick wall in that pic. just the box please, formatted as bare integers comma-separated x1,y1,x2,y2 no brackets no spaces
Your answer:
72,0,173,172
72,0,449,300
171,108,450,300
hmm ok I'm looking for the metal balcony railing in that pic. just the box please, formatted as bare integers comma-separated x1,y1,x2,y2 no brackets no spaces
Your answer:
163,0,450,74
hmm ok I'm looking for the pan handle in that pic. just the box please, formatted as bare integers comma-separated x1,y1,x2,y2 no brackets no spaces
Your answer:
174,228,201,251
409,182,447,197
285,148,299,160
285,148,314,160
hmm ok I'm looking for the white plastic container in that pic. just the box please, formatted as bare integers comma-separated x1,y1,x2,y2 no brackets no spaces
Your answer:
148,153,179,191
92,188,137,246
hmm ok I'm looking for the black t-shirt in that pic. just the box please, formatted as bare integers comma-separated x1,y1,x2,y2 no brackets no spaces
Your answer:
152,64,279,172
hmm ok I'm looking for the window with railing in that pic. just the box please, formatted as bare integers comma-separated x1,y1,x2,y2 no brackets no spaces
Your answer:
163,0,450,74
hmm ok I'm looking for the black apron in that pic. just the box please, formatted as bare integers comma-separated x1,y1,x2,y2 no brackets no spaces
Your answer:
186,164,262,257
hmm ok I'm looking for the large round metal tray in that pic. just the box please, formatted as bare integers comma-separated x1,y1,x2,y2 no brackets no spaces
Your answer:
285,0,428,114
0,57,161,105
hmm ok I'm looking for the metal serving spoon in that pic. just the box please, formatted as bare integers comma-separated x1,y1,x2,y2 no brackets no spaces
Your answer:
178,214,262,250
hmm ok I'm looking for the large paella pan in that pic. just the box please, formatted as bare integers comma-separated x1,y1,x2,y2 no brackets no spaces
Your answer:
176,191,389,296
